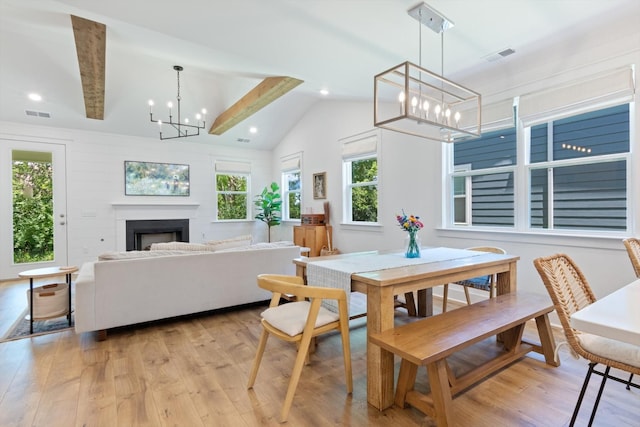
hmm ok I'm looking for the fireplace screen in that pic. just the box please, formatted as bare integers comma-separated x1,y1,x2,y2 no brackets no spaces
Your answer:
125,161,190,196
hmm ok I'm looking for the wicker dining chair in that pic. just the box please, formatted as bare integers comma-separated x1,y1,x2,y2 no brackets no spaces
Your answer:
533,254,640,426
623,237,640,278
442,246,506,312
247,274,352,423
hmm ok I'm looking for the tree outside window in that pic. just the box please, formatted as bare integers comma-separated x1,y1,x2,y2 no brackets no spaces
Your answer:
216,173,249,220
345,156,378,223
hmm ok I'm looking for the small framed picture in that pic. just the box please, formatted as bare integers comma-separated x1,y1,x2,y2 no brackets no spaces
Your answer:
313,172,326,199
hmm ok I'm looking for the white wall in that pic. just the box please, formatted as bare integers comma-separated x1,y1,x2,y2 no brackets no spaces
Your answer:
0,121,274,275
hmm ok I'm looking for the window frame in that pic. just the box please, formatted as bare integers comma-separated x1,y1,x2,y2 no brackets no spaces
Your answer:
281,159,302,222
214,160,252,222
342,153,379,225
445,102,632,236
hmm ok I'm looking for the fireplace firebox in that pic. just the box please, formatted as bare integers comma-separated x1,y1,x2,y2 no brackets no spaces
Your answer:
126,219,189,251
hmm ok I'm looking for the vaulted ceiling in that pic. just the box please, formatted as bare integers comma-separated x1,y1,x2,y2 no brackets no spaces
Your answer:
1,0,637,150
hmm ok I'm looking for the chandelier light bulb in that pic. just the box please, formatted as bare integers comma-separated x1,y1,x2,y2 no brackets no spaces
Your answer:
411,96,418,113
184,118,189,124
196,113,202,120
201,108,207,115
158,120,162,126
454,111,461,124
434,104,441,120
167,101,173,109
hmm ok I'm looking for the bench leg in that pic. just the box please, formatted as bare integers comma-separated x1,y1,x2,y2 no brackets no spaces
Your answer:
427,360,454,427
395,360,418,408
535,313,560,366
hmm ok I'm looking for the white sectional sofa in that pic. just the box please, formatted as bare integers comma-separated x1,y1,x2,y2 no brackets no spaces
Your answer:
74,242,300,338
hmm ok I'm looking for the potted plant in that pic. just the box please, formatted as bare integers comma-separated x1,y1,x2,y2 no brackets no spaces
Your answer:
254,182,282,242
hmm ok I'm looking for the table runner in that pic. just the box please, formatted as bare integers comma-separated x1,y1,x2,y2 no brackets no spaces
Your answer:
307,247,484,313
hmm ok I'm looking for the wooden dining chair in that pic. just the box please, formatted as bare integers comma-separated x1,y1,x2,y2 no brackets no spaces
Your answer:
534,253,640,426
442,246,506,312
247,274,353,423
623,237,640,278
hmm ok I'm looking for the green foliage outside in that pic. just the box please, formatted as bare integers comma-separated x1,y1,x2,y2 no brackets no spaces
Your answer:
351,158,378,222
288,192,301,219
216,174,248,220
284,171,301,219
13,161,54,263
254,182,282,242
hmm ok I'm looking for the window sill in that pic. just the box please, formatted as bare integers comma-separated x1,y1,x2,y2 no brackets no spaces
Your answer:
340,222,383,232
436,227,629,250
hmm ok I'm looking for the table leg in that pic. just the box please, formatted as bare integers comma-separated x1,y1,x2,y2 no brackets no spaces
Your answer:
29,278,34,334
367,285,395,410
417,288,433,317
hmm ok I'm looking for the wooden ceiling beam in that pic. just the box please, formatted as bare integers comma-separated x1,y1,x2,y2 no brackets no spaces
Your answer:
209,76,303,135
70,15,106,120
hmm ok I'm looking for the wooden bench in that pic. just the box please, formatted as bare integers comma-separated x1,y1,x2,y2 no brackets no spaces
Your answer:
369,292,559,427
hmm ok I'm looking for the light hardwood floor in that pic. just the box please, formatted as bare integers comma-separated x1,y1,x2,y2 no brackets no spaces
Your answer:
0,278,638,426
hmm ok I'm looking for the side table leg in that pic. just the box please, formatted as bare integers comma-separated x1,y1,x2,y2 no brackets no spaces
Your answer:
66,273,72,326
29,278,34,334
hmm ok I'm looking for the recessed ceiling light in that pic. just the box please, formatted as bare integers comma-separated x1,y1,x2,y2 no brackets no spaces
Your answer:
320,89,329,96
28,93,42,101
249,126,258,134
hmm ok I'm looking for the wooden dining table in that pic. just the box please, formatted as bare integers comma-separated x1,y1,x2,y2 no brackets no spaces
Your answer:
571,278,640,346
293,247,520,410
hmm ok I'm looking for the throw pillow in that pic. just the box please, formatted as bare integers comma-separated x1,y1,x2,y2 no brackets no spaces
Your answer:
98,250,196,260
149,242,217,252
206,234,252,251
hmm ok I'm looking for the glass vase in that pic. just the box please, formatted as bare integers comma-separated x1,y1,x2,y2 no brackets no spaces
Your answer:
405,230,421,258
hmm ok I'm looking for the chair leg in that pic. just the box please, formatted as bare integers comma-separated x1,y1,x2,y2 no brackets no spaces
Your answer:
280,332,314,422
570,363,596,427
588,366,610,427
339,317,353,394
463,286,471,305
247,329,270,389
626,373,634,390
442,284,449,313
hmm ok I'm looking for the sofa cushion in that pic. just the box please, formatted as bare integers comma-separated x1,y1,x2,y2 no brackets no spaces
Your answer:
98,250,196,260
216,241,295,253
206,234,253,251
150,242,217,252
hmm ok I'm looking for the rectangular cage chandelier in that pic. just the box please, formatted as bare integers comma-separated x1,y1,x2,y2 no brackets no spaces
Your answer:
374,3,481,143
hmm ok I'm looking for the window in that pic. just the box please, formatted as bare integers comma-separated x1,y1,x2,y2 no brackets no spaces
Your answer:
281,154,301,221
528,104,630,231
342,131,379,224
451,127,517,227
215,161,251,220
447,67,634,234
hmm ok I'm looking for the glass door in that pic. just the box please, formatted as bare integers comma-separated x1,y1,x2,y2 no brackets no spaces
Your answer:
0,139,67,279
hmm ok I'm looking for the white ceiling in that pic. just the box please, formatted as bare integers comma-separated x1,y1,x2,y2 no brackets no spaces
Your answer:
0,0,638,150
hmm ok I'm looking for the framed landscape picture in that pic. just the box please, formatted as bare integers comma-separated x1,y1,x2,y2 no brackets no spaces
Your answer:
125,161,190,196
313,172,326,199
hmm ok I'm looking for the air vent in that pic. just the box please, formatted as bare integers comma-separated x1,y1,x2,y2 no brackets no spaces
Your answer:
483,47,516,62
236,138,250,143
498,48,516,58
25,110,51,118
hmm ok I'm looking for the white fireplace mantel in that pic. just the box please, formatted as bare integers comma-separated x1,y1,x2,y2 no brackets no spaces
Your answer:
112,202,200,250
